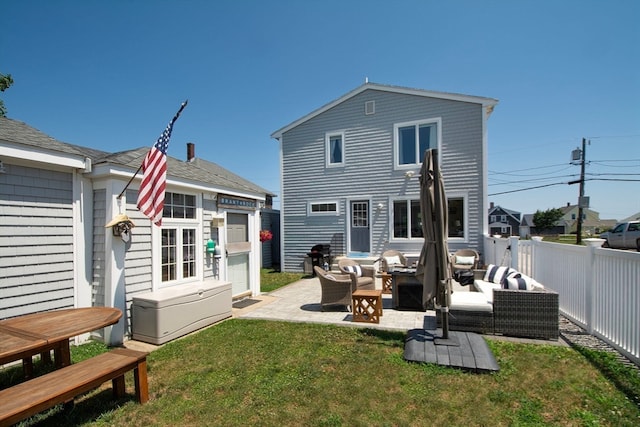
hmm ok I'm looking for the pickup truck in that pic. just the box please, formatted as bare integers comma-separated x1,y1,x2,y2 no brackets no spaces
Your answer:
600,221,640,251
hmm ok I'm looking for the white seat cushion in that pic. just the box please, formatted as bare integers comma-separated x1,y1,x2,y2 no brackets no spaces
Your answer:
473,280,500,303
449,291,493,312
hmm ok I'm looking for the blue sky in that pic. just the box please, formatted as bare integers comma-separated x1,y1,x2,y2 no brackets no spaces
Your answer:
2,0,639,220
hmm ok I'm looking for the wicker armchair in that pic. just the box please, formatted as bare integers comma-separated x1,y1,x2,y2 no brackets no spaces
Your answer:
450,249,480,271
380,250,407,272
314,266,355,311
337,259,376,291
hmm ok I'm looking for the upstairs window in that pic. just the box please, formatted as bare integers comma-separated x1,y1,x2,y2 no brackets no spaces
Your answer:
326,132,345,167
394,119,440,167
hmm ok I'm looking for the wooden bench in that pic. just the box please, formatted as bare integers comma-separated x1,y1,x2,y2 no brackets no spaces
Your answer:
0,348,149,426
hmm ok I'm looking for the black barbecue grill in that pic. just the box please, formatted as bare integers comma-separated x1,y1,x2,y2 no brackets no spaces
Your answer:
307,244,331,275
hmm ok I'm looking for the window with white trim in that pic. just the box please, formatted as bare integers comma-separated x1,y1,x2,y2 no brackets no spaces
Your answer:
160,192,198,284
309,201,339,216
448,197,466,239
325,132,345,167
392,199,423,239
394,119,439,167
392,195,467,240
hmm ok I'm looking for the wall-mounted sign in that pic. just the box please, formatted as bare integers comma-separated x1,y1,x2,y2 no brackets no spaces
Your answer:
218,194,257,211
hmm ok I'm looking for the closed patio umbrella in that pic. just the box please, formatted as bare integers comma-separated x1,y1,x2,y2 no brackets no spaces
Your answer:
415,149,453,339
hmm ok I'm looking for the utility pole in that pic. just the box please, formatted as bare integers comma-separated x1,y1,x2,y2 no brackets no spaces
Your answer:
576,138,587,245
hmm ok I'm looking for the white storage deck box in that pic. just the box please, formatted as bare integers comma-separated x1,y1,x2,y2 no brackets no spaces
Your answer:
132,279,232,345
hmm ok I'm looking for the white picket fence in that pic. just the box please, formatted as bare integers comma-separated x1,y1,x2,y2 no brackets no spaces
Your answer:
482,235,640,366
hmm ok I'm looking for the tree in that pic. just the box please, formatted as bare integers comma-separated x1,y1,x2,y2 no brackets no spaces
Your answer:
533,208,564,233
0,73,14,117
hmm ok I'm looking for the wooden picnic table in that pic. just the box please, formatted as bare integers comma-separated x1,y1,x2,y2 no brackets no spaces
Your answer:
0,307,122,377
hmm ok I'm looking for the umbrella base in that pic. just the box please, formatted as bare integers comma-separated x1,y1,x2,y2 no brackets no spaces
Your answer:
404,329,500,373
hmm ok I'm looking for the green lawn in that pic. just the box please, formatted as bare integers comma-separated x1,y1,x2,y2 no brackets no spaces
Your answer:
260,268,306,293
3,270,639,426
3,321,638,426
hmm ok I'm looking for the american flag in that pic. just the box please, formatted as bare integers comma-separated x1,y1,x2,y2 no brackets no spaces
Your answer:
137,101,188,226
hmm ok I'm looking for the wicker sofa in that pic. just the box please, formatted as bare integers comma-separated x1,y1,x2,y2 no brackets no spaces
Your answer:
446,266,559,340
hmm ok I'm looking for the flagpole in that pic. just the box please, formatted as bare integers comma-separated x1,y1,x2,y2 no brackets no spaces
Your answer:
117,100,188,200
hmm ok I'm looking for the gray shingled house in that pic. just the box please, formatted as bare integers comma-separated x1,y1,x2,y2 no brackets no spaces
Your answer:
1,117,274,345
271,82,498,272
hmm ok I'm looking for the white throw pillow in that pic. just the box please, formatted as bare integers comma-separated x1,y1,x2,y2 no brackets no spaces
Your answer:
384,255,402,266
343,265,362,277
455,255,475,265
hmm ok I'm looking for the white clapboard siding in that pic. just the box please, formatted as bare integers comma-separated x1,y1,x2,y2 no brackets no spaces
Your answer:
279,87,487,272
0,166,75,318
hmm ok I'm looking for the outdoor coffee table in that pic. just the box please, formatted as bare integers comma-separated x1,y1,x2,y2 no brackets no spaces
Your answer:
351,289,383,324
0,307,122,378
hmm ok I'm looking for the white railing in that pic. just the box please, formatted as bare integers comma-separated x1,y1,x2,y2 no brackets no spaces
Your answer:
482,235,640,366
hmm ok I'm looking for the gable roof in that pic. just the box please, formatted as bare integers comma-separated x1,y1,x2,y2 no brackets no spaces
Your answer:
270,82,499,139
1,117,272,197
489,205,521,216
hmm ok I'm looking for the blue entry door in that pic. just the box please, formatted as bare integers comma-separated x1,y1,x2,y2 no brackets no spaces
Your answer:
350,200,370,253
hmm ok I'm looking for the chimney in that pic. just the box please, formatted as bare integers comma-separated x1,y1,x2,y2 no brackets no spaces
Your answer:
567,202,570,207
490,202,494,209
187,143,195,162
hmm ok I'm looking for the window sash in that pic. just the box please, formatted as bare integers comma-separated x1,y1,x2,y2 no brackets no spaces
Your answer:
161,227,197,283
392,196,466,240
163,192,196,219
396,120,438,166
326,132,345,167
309,201,339,216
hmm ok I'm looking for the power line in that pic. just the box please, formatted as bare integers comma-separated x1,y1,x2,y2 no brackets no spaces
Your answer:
487,177,640,196
488,182,567,196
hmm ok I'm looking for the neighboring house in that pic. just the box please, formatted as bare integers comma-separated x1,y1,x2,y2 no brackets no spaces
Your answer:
519,214,536,238
519,203,617,237
0,117,274,344
271,82,498,272
621,212,640,223
488,202,521,236
558,202,617,235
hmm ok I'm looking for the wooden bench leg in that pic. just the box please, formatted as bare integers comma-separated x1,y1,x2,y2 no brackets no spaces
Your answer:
22,357,34,379
134,360,149,403
112,375,126,398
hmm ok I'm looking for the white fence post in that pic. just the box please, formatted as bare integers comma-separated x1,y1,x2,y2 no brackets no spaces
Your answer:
584,238,605,335
509,236,520,270
530,236,543,279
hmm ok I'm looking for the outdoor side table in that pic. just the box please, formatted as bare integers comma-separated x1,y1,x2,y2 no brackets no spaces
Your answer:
380,273,392,294
352,289,383,324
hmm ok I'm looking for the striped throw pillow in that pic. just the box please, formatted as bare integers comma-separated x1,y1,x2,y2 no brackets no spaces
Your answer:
503,273,534,291
343,265,362,277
